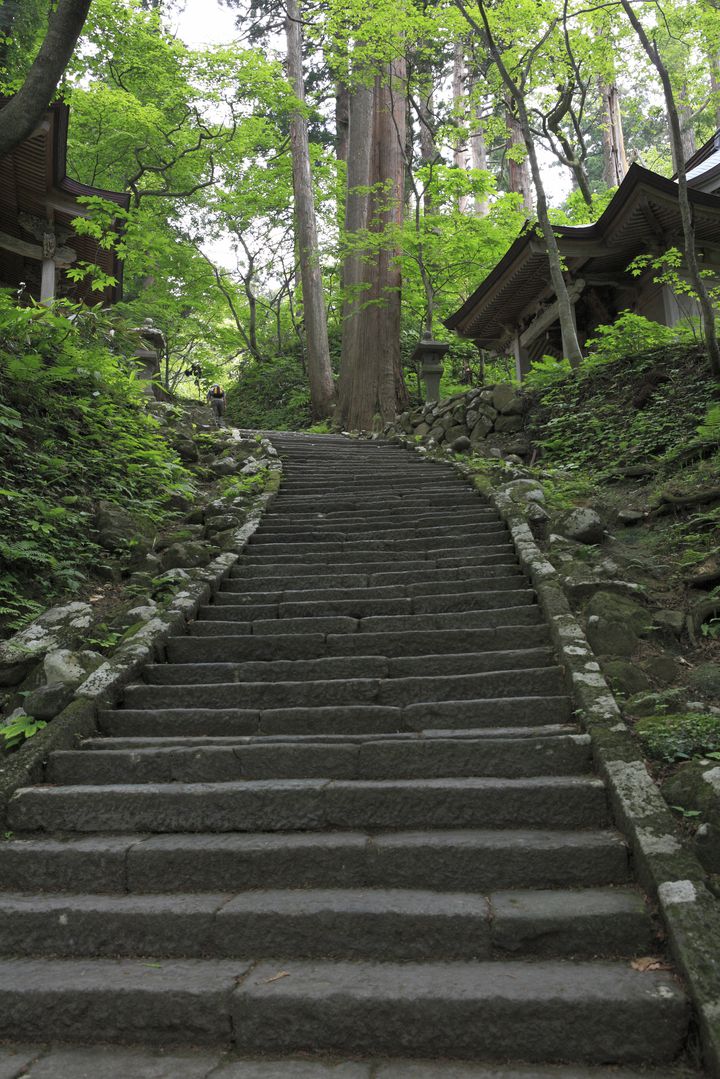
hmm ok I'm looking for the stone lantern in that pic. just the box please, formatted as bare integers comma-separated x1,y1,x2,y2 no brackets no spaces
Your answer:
130,318,167,400
412,332,450,403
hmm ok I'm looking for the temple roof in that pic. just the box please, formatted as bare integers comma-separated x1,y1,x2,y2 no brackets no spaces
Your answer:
684,129,720,193
0,101,130,304
445,163,720,351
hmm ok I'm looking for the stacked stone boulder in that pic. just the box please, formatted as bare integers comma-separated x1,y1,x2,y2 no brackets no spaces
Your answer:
394,384,531,457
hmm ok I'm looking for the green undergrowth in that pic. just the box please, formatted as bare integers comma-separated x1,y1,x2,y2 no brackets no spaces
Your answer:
0,293,194,635
635,713,720,763
226,355,312,430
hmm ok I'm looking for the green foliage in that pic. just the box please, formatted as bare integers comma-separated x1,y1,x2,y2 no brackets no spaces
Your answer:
529,341,715,472
1,714,47,750
584,312,682,365
0,292,194,635
225,356,314,430
221,468,274,499
636,713,720,762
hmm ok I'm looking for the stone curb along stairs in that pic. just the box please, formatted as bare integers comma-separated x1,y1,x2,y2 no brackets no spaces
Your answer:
0,431,711,1076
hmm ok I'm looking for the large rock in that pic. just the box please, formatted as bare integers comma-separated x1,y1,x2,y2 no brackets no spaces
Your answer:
688,663,720,701
586,591,653,636
0,603,93,687
494,414,524,434
601,659,652,698
503,479,546,505
445,424,468,444
585,590,652,658
652,609,685,638
160,541,216,570
44,649,104,688
492,385,526,415
210,456,237,477
23,683,75,720
557,508,605,545
94,502,151,552
450,435,472,453
470,416,494,442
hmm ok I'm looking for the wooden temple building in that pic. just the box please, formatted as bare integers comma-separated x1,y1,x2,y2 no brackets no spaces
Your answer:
0,101,128,305
445,132,720,380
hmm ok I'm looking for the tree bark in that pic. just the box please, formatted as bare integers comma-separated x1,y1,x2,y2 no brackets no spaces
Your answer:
335,82,349,163
599,80,627,187
452,43,470,212
336,60,408,429
618,0,720,377
710,53,720,129
469,77,489,216
415,54,437,214
505,98,534,213
0,0,92,159
285,0,336,418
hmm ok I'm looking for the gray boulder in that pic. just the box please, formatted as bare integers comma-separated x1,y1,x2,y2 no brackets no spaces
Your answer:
688,663,720,701
160,542,215,570
44,649,104,688
470,416,494,442
210,456,237,477
492,385,526,415
24,683,74,720
95,502,151,552
558,508,605,545
494,414,524,434
450,435,472,453
0,602,93,687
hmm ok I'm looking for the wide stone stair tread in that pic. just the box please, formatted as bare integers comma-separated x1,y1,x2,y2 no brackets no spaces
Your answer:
0,887,652,960
0,957,687,1058
142,648,556,684
46,730,592,783
0,829,632,893
0,1045,698,1079
7,775,608,833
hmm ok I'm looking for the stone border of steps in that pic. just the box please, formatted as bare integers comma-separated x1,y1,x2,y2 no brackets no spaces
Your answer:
381,432,720,1076
0,464,282,832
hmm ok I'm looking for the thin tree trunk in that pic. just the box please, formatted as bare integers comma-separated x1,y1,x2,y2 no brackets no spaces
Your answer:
337,61,408,429
286,0,335,419
415,54,437,214
618,0,720,376
505,98,534,213
677,90,696,167
456,1,581,366
0,0,92,158
599,80,627,187
452,43,470,212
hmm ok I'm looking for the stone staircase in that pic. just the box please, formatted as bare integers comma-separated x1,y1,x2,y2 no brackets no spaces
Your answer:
0,433,699,1075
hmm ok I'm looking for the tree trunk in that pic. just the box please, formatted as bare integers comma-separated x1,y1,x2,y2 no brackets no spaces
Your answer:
0,0,92,158
677,89,696,167
710,53,720,129
335,82,349,163
452,43,470,212
336,60,408,430
415,54,437,214
618,0,720,377
506,98,534,212
599,80,627,187
286,0,336,419
469,77,489,216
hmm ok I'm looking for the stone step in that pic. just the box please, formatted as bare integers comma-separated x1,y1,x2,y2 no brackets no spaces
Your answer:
215,574,528,601
0,1048,695,1078
100,695,572,738
226,959,687,1063
260,510,500,529
0,829,632,894
8,775,607,834
144,649,555,686
202,589,535,621
193,607,545,636
122,666,565,710
47,731,590,784
248,523,507,543
240,537,511,558
0,887,651,961
182,625,549,656
81,724,583,750
230,557,518,583
270,497,484,514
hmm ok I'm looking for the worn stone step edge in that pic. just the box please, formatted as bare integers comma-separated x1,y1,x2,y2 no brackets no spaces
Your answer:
0,827,632,893
0,887,653,961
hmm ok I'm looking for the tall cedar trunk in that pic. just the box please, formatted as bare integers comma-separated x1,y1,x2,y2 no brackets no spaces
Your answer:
599,80,627,187
415,54,437,214
505,98,534,212
618,0,720,376
710,53,720,129
452,44,470,212
0,0,92,158
285,0,336,418
337,61,408,429
335,82,349,163
470,76,489,216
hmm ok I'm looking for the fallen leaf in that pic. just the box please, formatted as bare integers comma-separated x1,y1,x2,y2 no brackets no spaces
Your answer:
631,956,672,972
263,970,290,984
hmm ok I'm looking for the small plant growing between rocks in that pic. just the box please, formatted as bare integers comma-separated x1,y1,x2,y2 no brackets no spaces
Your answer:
635,712,720,763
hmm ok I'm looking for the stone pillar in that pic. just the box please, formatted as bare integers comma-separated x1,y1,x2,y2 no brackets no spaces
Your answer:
512,334,531,382
40,258,56,304
411,333,451,403
131,319,168,400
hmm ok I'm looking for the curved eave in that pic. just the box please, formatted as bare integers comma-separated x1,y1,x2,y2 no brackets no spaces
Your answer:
444,163,720,345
